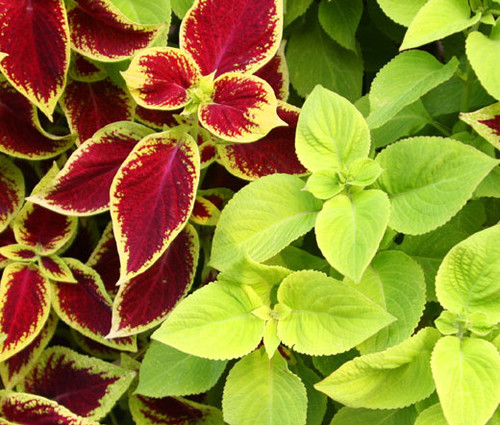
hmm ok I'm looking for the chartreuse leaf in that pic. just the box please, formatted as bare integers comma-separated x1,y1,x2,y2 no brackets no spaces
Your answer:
171,0,194,18
318,0,363,51
276,270,395,355
375,137,499,235
466,22,500,101
152,281,265,360
436,224,500,323
347,158,384,187
316,190,390,282
293,362,327,425
460,102,500,150
305,170,343,200
367,51,459,129
296,85,370,172
415,403,448,425
110,0,171,24
350,251,426,354
432,337,500,425
376,0,427,26
401,0,480,50
315,328,441,408
136,341,227,397
0,156,24,233
210,174,322,271
331,406,417,425
222,348,307,425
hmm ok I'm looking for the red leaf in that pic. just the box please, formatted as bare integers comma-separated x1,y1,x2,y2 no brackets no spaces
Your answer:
0,156,24,233
109,225,199,337
190,197,220,226
69,54,106,82
110,131,200,282
0,227,16,269
39,255,76,283
180,0,283,76
0,244,37,262
254,42,289,101
0,263,51,361
217,102,307,180
135,106,180,130
480,115,500,135
0,0,70,117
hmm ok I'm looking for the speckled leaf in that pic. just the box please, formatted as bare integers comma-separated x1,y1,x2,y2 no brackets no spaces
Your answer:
254,42,289,101
0,244,36,262
0,263,51,362
460,102,500,150
39,255,76,283
0,0,70,118
180,0,282,76
110,130,200,283
0,157,23,233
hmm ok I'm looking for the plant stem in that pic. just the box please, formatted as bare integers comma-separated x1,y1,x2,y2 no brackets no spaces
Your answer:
429,120,452,136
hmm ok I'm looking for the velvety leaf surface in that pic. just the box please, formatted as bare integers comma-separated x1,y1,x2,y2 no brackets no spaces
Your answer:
0,156,23,233
180,0,282,76
61,78,134,143
254,42,289,101
28,122,154,215
51,258,136,351
460,102,500,150
199,72,283,143
39,255,76,283
0,0,70,117
0,263,51,361
217,102,307,180
19,346,135,420
110,131,199,282
109,225,199,337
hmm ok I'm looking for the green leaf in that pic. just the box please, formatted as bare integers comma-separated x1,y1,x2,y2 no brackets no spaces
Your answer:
284,0,314,26
315,327,441,409
265,246,331,274
293,362,327,425
431,337,500,425
263,320,280,359
276,270,395,356
350,251,426,354
222,349,307,425
415,404,448,425
152,281,265,360
435,224,500,323
375,137,499,235
210,174,322,271
318,0,363,51
296,85,370,172
312,350,358,377
331,406,418,425
305,170,343,200
171,0,194,18
460,102,500,151
367,51,459,129
136,341,227,397
315,190,390,282
376,0,428,26
287,9,363,101
401,0,480,50
110,0,171,24
347,158,384,187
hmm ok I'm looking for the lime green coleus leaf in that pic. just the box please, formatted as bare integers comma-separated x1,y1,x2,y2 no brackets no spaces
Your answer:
222,348,307,425
460,102,500,150
210,174,322,271
305,170,343,200
436,224,500,323
375,137,499,235
367,51,459,129
376,0,428,26
296,85,370,172
152,281,265,360
347,158,384,187
415,403,448,425
171,0,194,18
136,341,227,397
315,327,441,409
331,406,418,425
401,0,480,50
276,270,395,356
431,337,500,425
293,361,327,425
110,0,171,24
315,189,390,282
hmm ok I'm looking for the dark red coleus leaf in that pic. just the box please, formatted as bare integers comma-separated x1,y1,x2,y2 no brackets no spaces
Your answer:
0,227,15,269
19,346,135,420
62,217,101,263
71,329,120,361
69,54,107,82
190,197,220,226
51,258,136,352
60,78,134,143
109,225,199,338
0,262,51,361
28,122,154,216
480,116,500,135
0,81,74,159
0,156,24,233
110,130,200,283
68,0,167,61
0,0,70,117
0,244,37,262
217,102,307,179
254,42,289,101
180,0,283,76
135,106,180,130
39,255,76,283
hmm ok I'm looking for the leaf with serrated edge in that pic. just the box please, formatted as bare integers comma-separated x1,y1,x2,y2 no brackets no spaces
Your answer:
375,137,499,235
315,328,440,409
110,0,171,24
377,0,427,26
415,403,449,425
152,281,265,360
277,270,395,356
0,157,24,233
460,102,500,150
331,406,418,425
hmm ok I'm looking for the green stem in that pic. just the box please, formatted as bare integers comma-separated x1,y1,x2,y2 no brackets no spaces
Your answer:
109,411,120,425
429,120,452,136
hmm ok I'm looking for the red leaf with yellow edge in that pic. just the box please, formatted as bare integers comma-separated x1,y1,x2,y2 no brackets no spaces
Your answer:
0,391,99,425
254,42,289,101
0,81,75,159
0,156,23,233
191,197,220,226
135,105,180,130
39,255,77,283
0,311,58,390
0,0,70,118
460,102,500,150
0,227,15,269
199,73,284,143
68,0,167,62
13,203,77,256
51,258,136,352
27,122,154,216
123,47,201,110
0,262,51,362
69,54,106,82
109,225,199,338
180,0,283,76
110,130,200,283
217,102,306,180
71,329,120,361
0,244,36,262
60,78,134,143
19,346,135,420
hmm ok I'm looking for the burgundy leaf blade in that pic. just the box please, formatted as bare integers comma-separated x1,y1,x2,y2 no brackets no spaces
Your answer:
39,255,77,283
254,42,289,101
69,54,107,82
460,102,500,150
0,244,37,262
190,197,220,226
135,106,180,130
0,227,16,269
0,156,24,233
